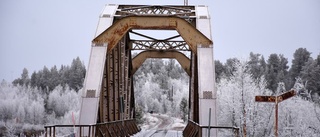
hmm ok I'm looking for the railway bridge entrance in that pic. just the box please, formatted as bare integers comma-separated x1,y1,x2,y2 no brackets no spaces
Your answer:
56,4,216,137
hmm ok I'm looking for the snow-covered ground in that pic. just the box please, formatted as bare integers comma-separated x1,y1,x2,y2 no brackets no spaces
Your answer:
132,113,185,137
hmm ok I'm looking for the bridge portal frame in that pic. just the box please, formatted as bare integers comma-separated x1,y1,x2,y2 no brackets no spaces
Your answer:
79,4,217,137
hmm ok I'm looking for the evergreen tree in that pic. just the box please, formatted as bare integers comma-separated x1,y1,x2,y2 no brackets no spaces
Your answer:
266,54,281,92
12,68,30,86
26,57,86,91
58,65,69,87
265,54,289,93
166,59,182,79
289,48,311,87
215,60,225,82
49,65,60,90
247,52,266,81
301,56,320,95
30,71,39,88
179,97,188,122
278,54,290,89
68,57,86,91
39,66,50,91
224,58,240,77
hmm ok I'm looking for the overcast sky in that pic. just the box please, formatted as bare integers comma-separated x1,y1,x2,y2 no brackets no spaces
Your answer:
1,0,319,82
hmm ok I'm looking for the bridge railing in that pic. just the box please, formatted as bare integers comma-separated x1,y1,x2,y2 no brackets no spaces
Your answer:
183,120,240,137
44,119,140,137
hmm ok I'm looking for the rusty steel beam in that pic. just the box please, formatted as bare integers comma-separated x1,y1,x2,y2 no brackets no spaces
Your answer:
108,48,114,122
119,37,125,121
92,16,212,53
123,38,129,120
131,50,191,76
114,41,120,121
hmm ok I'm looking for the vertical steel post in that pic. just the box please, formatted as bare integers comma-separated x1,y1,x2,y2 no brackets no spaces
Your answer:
53,127,55,137
208,108,211,137
45,127,47,137
80,126,82,137
92,125,95,137
275,101,278,137
49,127,51,137
88,126,91,137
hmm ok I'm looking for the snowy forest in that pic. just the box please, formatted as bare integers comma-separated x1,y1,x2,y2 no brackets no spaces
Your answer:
0,47,320,136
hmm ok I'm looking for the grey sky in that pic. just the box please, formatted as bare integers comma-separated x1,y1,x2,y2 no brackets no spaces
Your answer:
1,0,319,82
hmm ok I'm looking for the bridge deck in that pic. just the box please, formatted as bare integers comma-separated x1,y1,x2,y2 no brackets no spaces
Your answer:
132,130,182,137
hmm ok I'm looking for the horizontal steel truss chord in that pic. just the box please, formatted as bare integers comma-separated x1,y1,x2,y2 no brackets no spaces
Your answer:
129,30,190,51
131,40,189,51
115,5,196,17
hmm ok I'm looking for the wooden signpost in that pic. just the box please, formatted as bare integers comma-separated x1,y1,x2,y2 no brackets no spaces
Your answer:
255,90,296,137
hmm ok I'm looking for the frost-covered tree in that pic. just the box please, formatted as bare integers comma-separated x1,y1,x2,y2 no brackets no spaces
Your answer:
0,81,81,136
218,58,320,137
133,58,189,117
48,85,81,117
218,59,274,137
0,83,45,135
277,78,320,136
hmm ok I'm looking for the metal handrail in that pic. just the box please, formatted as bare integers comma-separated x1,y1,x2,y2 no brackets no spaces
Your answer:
183,120,240,137
44,119,139,137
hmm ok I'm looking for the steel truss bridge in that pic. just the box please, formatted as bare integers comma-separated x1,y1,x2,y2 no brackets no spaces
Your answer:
45,4,231,137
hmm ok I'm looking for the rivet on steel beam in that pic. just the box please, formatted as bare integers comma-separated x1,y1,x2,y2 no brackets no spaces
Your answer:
169,19,177,27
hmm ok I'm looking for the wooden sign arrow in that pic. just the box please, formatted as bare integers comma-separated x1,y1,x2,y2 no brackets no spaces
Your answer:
255,90,296,103
255,89,296,137
277,90,296,103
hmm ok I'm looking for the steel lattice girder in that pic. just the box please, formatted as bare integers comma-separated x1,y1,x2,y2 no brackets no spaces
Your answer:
115,5,196,17
131,40,189,51
129,30,190,51
92,16,212,53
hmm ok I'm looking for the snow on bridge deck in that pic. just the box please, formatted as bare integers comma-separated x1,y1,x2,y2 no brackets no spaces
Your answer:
132,113,185,137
